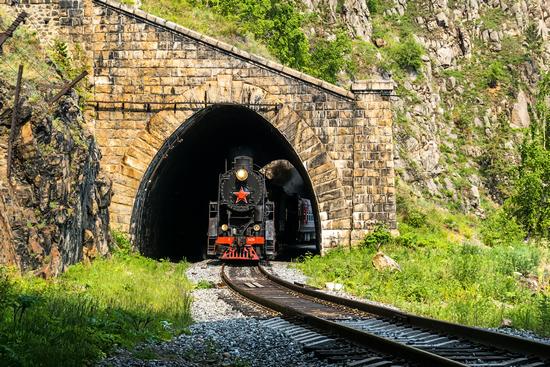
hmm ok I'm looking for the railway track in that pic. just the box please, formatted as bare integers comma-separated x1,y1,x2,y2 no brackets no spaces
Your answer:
222,264,550,367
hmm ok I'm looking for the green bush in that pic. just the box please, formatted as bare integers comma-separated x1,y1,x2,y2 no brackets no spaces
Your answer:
404,209,427,228
480,209,525,247
390,35,424,73
366,0,381,14
451,243,482,284
394,232,419,248
111,229,133,253
505,136,550,238
308,31,353,84
484,61,508,88
362,225,392,249
206,0,310,69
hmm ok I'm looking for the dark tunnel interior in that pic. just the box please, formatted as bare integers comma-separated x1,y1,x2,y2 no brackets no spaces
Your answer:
131,104,321,261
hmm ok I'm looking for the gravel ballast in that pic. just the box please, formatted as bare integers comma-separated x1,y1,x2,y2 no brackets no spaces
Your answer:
98,318,339,367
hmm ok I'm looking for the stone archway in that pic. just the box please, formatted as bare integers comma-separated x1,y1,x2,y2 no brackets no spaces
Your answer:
112,75,350,254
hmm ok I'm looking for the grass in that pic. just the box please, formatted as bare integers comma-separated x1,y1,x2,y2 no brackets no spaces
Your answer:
0,232,193,367
296,193,550,337
140,0,274,61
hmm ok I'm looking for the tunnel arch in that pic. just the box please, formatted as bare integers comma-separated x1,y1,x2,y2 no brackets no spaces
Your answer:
114,75,352,256
130,104,324,261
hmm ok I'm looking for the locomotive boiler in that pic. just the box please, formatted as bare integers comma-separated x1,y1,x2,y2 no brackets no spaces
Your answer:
207,156,276,260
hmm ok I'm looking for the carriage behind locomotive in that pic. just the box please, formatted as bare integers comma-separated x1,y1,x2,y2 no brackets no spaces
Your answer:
207,155,315,261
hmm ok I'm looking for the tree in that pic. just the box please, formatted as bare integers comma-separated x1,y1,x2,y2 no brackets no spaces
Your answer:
504,72,550,238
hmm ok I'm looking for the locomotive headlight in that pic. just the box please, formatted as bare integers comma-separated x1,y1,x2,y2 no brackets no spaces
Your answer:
221,224,229,232
253,224,261,232
235,168,248,181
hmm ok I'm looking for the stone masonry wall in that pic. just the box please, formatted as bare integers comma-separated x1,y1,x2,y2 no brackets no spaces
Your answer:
0,0,87,42
0,0,396,250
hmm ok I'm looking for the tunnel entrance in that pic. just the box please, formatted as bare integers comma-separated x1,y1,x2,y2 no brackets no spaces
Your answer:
131,104,321,261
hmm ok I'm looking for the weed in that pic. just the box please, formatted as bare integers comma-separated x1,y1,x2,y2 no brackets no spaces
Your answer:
195,279,215,289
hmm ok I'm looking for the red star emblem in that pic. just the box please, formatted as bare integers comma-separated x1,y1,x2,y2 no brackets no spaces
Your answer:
233,187,250,204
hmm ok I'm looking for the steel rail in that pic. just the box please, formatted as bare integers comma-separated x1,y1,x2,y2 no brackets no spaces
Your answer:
258,264,550,360
222,265,467,367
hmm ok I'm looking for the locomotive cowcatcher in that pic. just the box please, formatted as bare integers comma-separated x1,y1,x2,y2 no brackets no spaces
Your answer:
207,156,276,260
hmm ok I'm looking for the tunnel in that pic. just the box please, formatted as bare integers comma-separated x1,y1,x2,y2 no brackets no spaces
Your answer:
131,104,321,261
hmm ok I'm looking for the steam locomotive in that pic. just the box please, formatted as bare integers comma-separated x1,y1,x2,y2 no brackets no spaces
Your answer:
206,155,316,261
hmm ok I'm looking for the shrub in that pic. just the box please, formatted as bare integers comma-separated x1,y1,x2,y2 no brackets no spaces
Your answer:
505,136,550,238
484,61,508,88
208,0,310,69
390,35,424,73
367,0,381,14
404,209,427,228
394,232,418,248
480,209,525,247
308,31,353,84
362,225,392,250
111,229,133,254
451,243,482,285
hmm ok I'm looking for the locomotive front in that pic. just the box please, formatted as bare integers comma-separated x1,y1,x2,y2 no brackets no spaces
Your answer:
207,156,275,260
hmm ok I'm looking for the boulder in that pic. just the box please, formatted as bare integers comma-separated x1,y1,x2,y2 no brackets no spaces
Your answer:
435,12,449,28
372,251,401,272
510,90,530,128
437,47,453,67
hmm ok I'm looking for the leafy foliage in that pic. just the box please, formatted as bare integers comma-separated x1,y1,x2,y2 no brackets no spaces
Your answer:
480,208,525,247
389,35,424,73
502,72,550,239
366,0,381,14
200,0,310,69
484,61,508,88
505,138,550,238
478,117,517,203
308,31,353,83
361,225,392,250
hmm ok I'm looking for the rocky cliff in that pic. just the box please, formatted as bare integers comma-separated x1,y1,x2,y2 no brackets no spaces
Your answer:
0,80,112,275
306,0,549,213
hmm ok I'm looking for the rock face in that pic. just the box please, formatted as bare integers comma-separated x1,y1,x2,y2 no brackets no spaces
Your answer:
302,0,372,40
511,90,531,129
0,80,112,275
299,0,549,211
